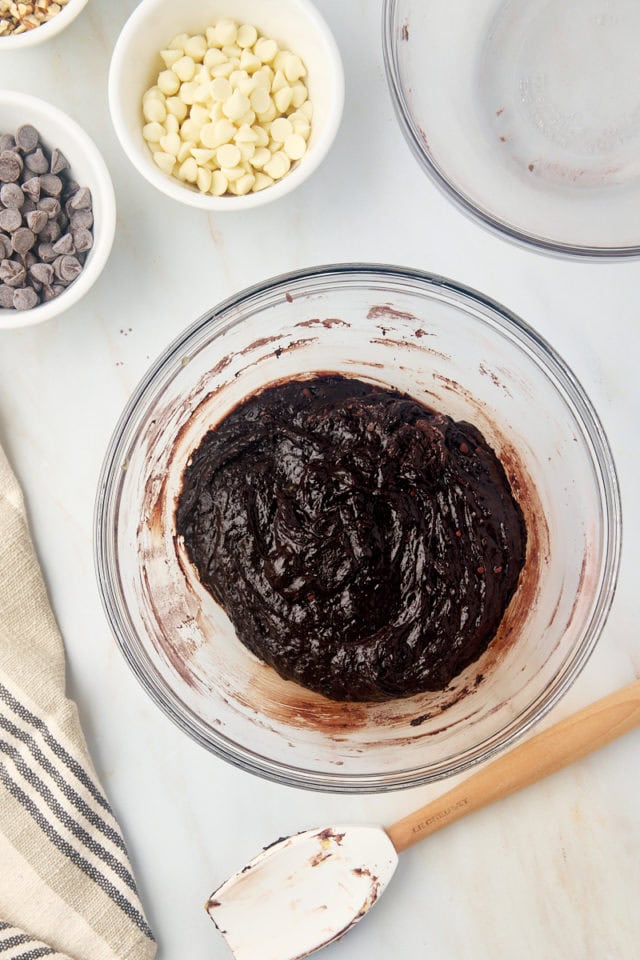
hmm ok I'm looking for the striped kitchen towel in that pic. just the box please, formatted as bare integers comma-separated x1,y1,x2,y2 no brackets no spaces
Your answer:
0,444,156,960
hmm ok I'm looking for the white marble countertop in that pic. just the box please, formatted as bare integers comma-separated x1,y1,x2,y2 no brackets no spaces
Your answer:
1,2,639,958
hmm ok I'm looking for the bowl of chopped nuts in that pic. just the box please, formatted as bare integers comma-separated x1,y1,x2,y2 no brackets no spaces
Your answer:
0,0,89,49
108,0,344,209
0,91,116,329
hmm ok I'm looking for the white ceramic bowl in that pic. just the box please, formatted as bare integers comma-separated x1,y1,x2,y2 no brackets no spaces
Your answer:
109,0,344,211
0,91,116,331
0,0,89,50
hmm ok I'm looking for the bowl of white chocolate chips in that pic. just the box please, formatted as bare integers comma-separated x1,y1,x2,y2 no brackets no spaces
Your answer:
0,91,115,329
109,0,344,208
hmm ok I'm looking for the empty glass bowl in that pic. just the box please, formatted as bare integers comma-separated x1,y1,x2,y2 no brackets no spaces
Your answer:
383,0,640,257
94,265,621,792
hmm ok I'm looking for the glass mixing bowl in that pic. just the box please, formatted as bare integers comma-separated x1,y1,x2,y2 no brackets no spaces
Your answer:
383,0,640,257
94,265,621,792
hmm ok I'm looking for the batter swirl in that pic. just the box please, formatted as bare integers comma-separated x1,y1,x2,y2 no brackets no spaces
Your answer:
176,375,527,701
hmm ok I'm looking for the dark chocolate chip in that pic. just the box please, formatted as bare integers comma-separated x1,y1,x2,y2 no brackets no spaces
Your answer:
0,259,26,287
50,148,69,175
63,179,80,198
52,232,75,255
53,254,82,283
39,220,61,243
0,208,22,232
22,251,37,269
0,152,22,183
29,262,54,285
38,197,61,219
37,242,57,262
16,125,40,153
0,183,24,208
0,134,16,153
0,234,11,259
25,148,48,175
11,227,36,255
40,174,63,197
26,210,49,234
72,228,93,253
70,209,93,230
0,283,15,308
69,187,92,210
22,177,41,203
21,198,36,215
13,286,39,310
42,283,65,302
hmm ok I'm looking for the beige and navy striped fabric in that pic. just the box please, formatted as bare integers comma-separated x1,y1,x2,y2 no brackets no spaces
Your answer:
0,446,155,960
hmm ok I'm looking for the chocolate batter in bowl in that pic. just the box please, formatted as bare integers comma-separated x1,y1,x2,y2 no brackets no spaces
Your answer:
95,265,621,792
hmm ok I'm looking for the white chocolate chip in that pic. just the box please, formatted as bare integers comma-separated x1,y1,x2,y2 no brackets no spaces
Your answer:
181,118,203,141
253,125,270,147
249,146,272,169
284,54,306,82
301,100,313,120
204,47,226,68
166,97,188,121
222,43,242,60
270,117,293,142
290,83,308,109
184,34,207,61
210,76,232,101
173,55,196,82
154,151,176,175
252,171,274,191
264,150,290,180
178,157,198,182
191,148,216,164
158,70,180,95
271,70,287,94
168,33,189,51
177,140,195,162
221,165,244,182
250,87,272,114
211,61,234,78
273,86,293,114
197,166,212,192
201,118,236,148
284,133,307,160
222,89,250,121
254,37,278,63
232,171,255,194
143,86,166,103
190,104,210,126
235,123,258,143
143,99,167,123
161,49,182,68
238,142,255,162
240,49,261,74
160,131,181,155
143,121,166,142
214,19,237,46
237,23,257,48
210,170,228,195
217,143,241,168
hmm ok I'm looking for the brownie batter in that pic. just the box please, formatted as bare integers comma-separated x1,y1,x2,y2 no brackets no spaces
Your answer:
176,375,527,702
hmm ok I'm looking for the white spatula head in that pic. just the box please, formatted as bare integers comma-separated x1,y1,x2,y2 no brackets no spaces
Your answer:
206,825,398,960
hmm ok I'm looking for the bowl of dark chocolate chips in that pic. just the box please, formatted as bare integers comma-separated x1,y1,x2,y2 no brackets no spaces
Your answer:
96,265,621,792
0,91,115,330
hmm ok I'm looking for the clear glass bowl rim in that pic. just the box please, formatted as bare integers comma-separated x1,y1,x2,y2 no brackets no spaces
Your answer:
381,0,640,260
94,263,622,793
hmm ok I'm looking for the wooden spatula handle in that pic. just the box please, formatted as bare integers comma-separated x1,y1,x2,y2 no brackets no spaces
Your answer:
386,678,640,853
